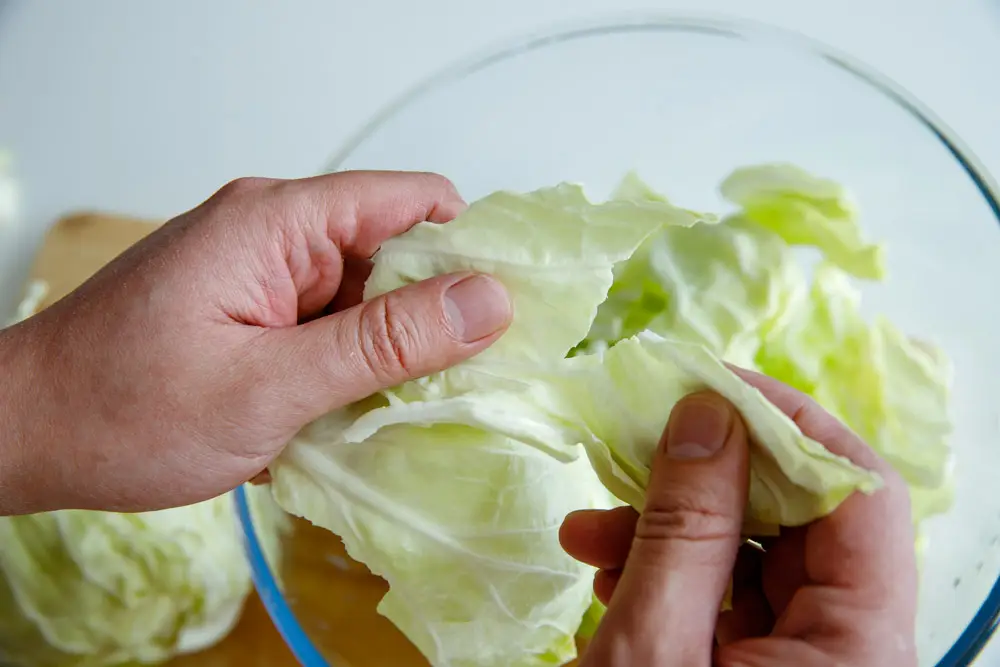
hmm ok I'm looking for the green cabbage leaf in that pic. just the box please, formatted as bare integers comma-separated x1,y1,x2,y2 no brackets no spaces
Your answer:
271,168,941,667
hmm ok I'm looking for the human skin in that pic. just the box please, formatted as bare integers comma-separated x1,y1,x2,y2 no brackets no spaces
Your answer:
0,171,512,515
561,373,918,667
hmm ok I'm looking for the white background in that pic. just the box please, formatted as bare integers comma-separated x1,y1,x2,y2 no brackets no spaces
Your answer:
1,0,1000,664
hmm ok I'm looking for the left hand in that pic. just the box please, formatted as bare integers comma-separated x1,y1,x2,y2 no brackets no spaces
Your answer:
0,171,512,515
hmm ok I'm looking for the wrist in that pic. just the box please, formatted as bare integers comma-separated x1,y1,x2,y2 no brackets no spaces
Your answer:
0,319,57,515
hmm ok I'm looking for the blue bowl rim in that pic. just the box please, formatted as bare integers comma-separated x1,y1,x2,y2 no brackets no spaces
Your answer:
239,13,1000,667
235,486,328,666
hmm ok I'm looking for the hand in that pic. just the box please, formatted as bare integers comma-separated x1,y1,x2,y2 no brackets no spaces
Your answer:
0,171,512,515
560,372,918,666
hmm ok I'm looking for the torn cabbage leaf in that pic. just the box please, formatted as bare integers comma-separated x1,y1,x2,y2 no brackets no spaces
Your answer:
586,169,952,530
273,185,703,667
272,173,893,667
355,335,881,528
755,263,954,523
363,183,710,363
584,213,802,367
719,163,886,280
277,402,611,667
586,164,882,359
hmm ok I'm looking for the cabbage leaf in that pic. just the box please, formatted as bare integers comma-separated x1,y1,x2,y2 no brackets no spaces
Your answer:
271,171,910,667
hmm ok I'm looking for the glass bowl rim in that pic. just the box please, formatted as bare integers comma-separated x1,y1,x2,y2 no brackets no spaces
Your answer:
239,12,1000,667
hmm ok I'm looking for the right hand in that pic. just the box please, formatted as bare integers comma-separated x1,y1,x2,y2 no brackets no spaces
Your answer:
560,369,918,666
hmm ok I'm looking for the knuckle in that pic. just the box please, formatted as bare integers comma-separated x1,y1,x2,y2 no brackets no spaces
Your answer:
636,498,738,545
420,171,455,191
216,176,276,200
412,171,460,204
790,393,825,424
794,396,891,474
428,172,461,202
357,295,420,383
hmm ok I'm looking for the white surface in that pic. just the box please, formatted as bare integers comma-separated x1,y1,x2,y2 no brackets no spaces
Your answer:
1,0,1000,313
2,1,1000,664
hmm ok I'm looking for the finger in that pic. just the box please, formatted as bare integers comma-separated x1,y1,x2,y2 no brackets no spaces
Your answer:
288,170,467,258
559,507,638,569
731,543,765,589
761,525,807,616
716,587,773,647
593,568,621,606
304,257,373,322
783,481,916,615
716,638,834,666
262,272,511,419
730,367,913,588
327,256,374,314
204,172,465,323
730,368,918,663
586,393,750,665
716,547,773,645
728,366,885,473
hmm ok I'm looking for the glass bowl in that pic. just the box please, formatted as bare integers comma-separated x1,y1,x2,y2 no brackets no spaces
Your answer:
236,14,1000,667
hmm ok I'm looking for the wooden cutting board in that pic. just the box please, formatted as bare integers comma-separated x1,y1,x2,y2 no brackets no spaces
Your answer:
28,212,585,667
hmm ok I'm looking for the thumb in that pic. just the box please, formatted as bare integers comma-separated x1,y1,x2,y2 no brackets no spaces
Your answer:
587,393,749,666
265,272,511,418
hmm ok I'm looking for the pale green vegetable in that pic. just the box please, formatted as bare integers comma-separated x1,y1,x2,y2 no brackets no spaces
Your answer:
719,163,886,279
587,169,952,531
364,183,711,364
0,486,287,667
1,289,289,666
0,500,244,666
332,334,881,531
274,185,699,667
272,174,895,667
541,334,881,526
587,166,882,357
575,596,605,640
277,406,610,667
0,151,17,230
756,263,953,523
585,215,802,367
7,279,49,326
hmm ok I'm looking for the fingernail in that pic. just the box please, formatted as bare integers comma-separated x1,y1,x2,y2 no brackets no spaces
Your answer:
665,395,733,460
444,275,511,342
